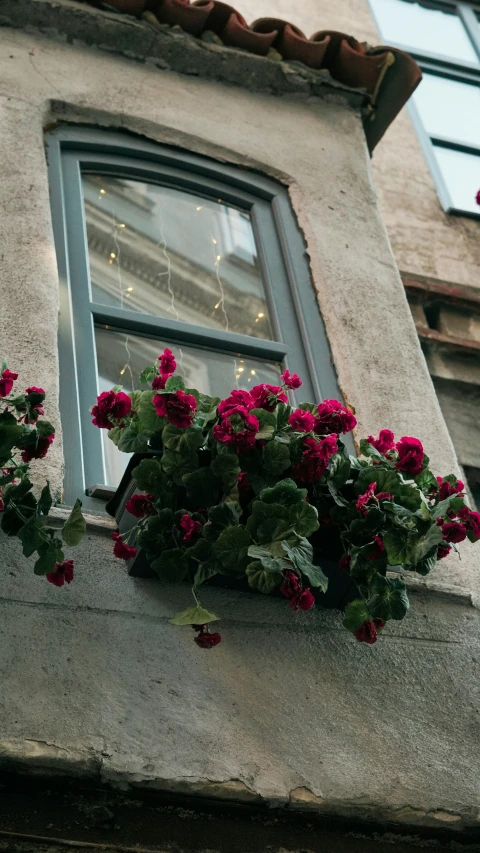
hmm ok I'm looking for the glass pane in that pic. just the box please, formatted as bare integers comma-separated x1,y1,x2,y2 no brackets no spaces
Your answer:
432,145,480,213
369,0,479,64
413,74,480,147
82,175,273,340
94,326,282,486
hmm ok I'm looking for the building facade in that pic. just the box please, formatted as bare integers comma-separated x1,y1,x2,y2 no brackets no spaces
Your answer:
0,1,479,850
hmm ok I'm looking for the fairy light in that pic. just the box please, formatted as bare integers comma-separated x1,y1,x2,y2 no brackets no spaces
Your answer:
250,369,256,376
238,366,244,373
214,300,221,310
119,223,126,228
127,287,133,292
100,189,106,195
110,252,116,259
212,238,217,245
196,206,203,211
216,255,221,263
258,312,264,318
120,367,126,376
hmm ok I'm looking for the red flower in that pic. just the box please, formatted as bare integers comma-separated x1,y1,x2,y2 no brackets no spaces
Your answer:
374,618,385,629
180,513,202,543
153,389,197,428
280,570,301,600
0,368,18,397
281,369,302,390
315,399,357,435
356,481,376,515
250,384,287,412
91,390,132,429
158,348,176,376
194,628,222,649
376,491,393,502
436,476,465,502
213,408,259,453
457,506,480,541
354,620,378,644
21,432,54,463
367,535,386,560
112,531,137,560
367,429,395,454
297,588,315,611
46,560,74,587
125,493,154,518
395,436,424,476
476,189,480,206
152,374,166,390
293,435,338,483
441,521,467,543
437,543,452,559
338,554,351,571
218,389,255,417
237,472,252,494
288,409,315,432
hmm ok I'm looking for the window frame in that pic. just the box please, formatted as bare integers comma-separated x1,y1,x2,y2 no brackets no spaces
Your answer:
369,0,480,218
46,127,345,509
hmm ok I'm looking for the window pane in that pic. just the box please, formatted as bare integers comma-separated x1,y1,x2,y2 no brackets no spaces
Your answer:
432,146,480,213
95,326,282,486
82,175,274,341
369,0,479,64
413,74,480,147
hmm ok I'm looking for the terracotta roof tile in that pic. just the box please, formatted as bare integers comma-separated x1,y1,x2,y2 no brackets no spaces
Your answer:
79,0,422,149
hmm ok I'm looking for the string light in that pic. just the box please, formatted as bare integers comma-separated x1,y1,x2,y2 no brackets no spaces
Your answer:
238,367,244,373
214,300,221,310
250,369,256,376
212,238,217,245
196,206,203,211
100,189,106,195
119,223,126,229
127,287,133,292
216,255,221,263
120,367,126,376
110,252,116,259
258,312,264,318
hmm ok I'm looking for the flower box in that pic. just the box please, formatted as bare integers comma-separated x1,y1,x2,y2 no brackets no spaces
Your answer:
106,452,357,610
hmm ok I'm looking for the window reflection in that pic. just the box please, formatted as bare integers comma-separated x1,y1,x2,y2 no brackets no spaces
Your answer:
432,146,480,214
413,74,480,147
82,175,273,340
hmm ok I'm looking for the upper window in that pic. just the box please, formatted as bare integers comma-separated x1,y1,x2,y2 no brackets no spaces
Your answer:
369,0,480,217
46,129,341,508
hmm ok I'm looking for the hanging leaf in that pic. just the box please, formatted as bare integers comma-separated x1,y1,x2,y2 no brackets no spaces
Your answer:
18,516,47,558
62,499,86,546
169,604,219,625
289,501,319,537
343,599,370,632
34,541,64,575
246,561,283,594
368,574,409,621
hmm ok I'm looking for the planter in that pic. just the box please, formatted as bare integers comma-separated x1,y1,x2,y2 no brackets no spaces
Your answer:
106,453,357,610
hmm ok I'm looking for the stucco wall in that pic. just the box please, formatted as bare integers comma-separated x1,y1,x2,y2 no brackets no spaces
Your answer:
233,0,480,292
0,10,479,833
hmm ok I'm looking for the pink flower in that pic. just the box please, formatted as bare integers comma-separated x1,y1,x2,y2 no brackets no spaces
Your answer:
46,560,74,587
180,513,202,543
213,408,259,453
281,369,302,390
437,543,451,559
356,481,376,515
367,429,395,454
395,436,424,476
112,531,137,560
288,409,315,432
315,399,357,435
441,521,467,543
91,390,132,429
125,493,154,518
158,348,176,376
21,432,54,463
153,389,197,428
250,384,287,412
218,389,255,417
436,476,464,502
293,435,338,483
0,368,18,398
354,620,378,644
376,491,393,502
338,554,351,571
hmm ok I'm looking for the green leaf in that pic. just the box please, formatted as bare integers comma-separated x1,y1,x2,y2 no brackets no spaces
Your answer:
1,491,37,535
169,603,219,626
162,424,205,453
415,466,438,493
410,524,443,566
62,499,86,546
194,560,219,586
363,507,386,533
327,481,349,507
38,482,52,516
355,466,398,496
256,516,292,546
211,453,241,492
151,548,189,583
138,391,166,433
343,599,370,632
247,544,290,573
414,550,438,576
0,410,24,463
36,420,55,438
383,528,411,566
214,526,251,571
117,426,150,454
107,426,123,447
18,516,46,558
328,452,352,488
368,574,409,621
139,365,157,385
246,561,283,594
259,479,307,507
162,448,198,485
183,468,220,506
34,542,64,575
359,438,385,461
289,501,319,537
282,537,328,590
394,484,422,512
137,511,174,559
252,408,277,440
261,440,291,476
132,458,166,497
165,375,186,392
204,502,239,541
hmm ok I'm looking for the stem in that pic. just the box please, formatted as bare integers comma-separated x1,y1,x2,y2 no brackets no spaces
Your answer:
191,586,200,606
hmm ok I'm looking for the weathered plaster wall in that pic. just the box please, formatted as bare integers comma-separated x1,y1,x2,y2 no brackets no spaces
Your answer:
234,0,480,292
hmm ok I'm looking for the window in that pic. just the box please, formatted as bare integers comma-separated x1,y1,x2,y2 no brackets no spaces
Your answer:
369,0,480,217
46,129,342,508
